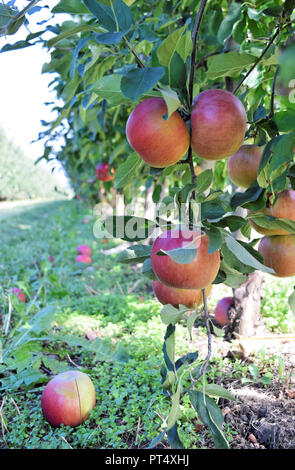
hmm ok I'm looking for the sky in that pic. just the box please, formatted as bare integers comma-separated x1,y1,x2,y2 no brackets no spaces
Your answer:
0,1,72,189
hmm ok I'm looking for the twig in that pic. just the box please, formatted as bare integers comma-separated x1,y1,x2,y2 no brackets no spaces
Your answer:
181,288,212,396
233,26,284,95
123,37,145,68
269,65,280,119
188,0,209,108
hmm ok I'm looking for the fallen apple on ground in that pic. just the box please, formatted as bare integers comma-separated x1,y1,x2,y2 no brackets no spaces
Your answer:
12,287,26,303
41,370,96,427
77,244,92,256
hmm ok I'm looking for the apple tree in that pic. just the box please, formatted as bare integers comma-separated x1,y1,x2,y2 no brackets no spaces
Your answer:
2,0,295,449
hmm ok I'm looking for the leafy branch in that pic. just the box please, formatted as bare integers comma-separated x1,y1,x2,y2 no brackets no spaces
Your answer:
0,0,41,37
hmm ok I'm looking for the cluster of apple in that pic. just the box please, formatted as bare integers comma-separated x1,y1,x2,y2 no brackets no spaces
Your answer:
41,370,96,427
75,244,92,264
150,228,220,309
227,145,295,278
126,89,247,167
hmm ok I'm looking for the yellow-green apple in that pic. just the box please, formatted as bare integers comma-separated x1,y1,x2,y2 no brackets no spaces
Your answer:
75,254,92,264
214,297,233,326
152,280,212,308
126,97,190,167
191,89,247,160
12,287,26,303
258,234,295,277
41,370,96,427
227,144,263,188
151,229,220,290
77,245,92,256
249,189,295,236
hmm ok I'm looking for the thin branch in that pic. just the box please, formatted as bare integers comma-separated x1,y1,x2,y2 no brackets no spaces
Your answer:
269,65,280,119
233,26,283,95
188,0,209,107
123,37,145,68
181,288,212,397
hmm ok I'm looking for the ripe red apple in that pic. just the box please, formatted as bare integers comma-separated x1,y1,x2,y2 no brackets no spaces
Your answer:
75,254,92,264
126,97,190,168
227,145,263,188
151,229,220,290
258,235,295,277
41,370,96,427
249,189,295,236
191,89,247,161
96,163,115,182
152,280,212,308
214,297,233,326
48,255,55,263
77,244,92,256
12,287,26,303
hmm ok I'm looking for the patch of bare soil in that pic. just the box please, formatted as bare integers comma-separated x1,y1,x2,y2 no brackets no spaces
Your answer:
212,342,295,449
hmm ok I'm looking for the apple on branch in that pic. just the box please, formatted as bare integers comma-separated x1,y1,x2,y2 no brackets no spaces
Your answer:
126,97,190,168
151,229,220,290
191,89,247,161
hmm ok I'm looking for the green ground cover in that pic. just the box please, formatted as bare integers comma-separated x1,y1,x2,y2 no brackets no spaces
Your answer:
0,199,294,449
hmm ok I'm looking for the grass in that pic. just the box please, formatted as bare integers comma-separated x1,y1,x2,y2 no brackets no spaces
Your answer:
0,198,294,449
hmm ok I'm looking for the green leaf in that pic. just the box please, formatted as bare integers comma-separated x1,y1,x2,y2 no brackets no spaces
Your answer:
53,0,89,14
159,86,182,119
167,422,184,449
175,30,193,62
207,52,256,80
121,67,165,101
116,244,151,264
230,185,264,210
83,0,133,33
217,3,243,44
274,109,295,132
163,324,176,372
114,153,143,188
279,43,295,86
225,235,275,274
204,224,223,254
200,383,236,401
104,215,156,242
196,169,213,193
94,74,130,106
167,377,182,431
189,390,230,449
160,305,186,326
248,213,295,235
158,242,198,265
142,258,157,280
157,25,186,68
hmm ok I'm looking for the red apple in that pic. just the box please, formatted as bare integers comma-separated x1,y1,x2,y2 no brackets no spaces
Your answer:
77,245,92,256
249,189,295,236
126,97,190,168
152,280,212,308
214,297,233,326
48,255,55,263
75,254,92,264
191,89,247,161
96,163,115,182
12,287,26,303
258,235,295,277
151,229,220,290
41,370,96,427
227,145,263,188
